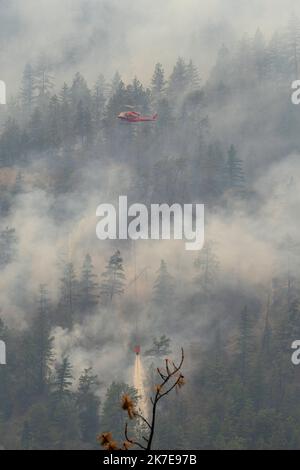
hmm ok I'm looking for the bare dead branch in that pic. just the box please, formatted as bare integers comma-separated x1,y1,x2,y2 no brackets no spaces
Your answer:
121,348,185,451
134,411,152,430
125,422,147,450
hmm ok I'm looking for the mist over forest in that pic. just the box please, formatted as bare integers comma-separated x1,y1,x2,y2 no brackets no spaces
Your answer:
1,0,300,450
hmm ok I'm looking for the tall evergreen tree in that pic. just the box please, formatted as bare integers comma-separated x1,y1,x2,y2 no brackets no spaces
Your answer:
77,368,100,444
186,60,201,91
152,260,174,308
71,72,91,108
74,100,93,145
252,29,267,80
32,284,54,395
59,263,78,328
226,145,245,194
34,54,54,106
101,382,138,442
151,63,166,99
237,306,254,386
20,63,34,113
110,71,122,96
53,357,74,403
145,335,172,357
79,254,99,312
194,241,219,296
92,74,107,127
47,95,62,148
0,227,17,267
168,57,188,98
100,250,125,305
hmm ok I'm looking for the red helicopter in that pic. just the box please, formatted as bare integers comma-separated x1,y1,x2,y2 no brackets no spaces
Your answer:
118,106,158,123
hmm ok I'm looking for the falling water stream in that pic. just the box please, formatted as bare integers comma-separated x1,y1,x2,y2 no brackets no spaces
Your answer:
133,354,149,420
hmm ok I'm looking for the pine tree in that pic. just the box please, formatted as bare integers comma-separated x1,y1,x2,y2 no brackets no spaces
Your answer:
71,72,91,108
267,32,285,86
32,284,54,394
168,57,188,98
186,60,201,91
226,145,245,194
76,368,100,444
237,306,254,386
0,119,23,165
152,260,174,308
59,83,72,144
235,35,252,86
101,382,138,442
59,82,70,104
0,227,17,267
145,335,172,357
47,95,61,148
28,108,45,150
110,71,122,96
129,77,150,112
20,63,34,113
100,250,125,305
211,44,231,88
74,100,92,145
79,254,99,312
151,63,166,99
105,79,127,123
252,29,267,81
53,357,74,403
194,241,219,296
93,74,107,127
34,54,54,106
261,295,272,359
59,263,78,328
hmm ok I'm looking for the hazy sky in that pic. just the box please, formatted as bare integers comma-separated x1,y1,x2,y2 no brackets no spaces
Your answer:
1,0,300,92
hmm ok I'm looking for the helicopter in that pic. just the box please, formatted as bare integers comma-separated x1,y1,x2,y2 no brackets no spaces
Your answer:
118,105,158,123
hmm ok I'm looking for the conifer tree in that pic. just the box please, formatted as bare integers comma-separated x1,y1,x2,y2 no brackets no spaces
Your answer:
237,306,254,386
194,241,219,296
151,63,166,99
59,263,78,328
226,145,245,194
79,254,99,312
168,57,188,98
77,368,100,444
110,71,122,96
34,54,54,106
71,72,91,108
93,74,107,127
186,60,201,91
100,250,125,305
20,63,34,113
152,260,174,308
32,284,54,395
53,357,74,403
47,95,61,148
0,227,17,267
145,335,172,357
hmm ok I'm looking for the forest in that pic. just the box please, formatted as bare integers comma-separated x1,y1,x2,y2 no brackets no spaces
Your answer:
1,11,300,450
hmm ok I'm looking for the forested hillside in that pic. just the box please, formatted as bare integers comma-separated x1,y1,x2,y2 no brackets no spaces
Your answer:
1,16,300,449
